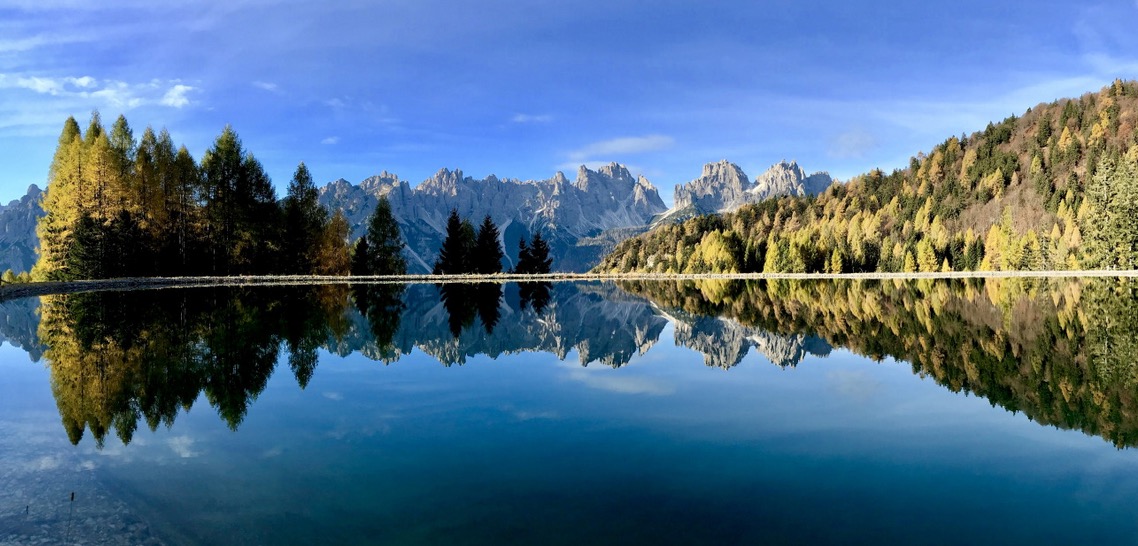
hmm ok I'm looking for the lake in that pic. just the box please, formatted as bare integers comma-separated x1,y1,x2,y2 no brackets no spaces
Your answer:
2,278,1137,545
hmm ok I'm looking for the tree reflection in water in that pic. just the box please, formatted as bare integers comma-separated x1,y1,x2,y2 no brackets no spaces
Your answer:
25,277,1138,448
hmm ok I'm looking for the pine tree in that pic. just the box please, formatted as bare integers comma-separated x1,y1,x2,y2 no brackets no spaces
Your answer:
531,232,552,273
367,196,406,275
515,238,533,274
351,236,370,276
199,126,281,274
473,215,504,274
282,162,328,274
516,231,552,274
434,208,473,274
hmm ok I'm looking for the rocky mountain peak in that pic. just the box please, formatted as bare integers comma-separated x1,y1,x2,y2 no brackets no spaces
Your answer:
0,184,44,273
672,160,833,215
317,163,667,273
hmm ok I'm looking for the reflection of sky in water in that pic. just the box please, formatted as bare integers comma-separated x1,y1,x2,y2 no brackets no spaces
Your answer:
3,290,1138,544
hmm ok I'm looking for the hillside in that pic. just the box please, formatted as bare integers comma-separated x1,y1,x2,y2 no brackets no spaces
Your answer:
595,80,1138,274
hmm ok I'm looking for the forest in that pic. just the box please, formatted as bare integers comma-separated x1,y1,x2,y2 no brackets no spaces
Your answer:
619,277,1138,447
596,80,1138,274
31,113,408,281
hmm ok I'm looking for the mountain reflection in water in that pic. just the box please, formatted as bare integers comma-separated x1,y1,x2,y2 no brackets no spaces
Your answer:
2,277,1136,448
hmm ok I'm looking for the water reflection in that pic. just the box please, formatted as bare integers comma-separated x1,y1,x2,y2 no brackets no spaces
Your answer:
2,277,1137,448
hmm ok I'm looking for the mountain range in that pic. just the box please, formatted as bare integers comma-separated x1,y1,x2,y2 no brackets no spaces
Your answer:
0,185,42,274
0,160,833,274
317,160,832,273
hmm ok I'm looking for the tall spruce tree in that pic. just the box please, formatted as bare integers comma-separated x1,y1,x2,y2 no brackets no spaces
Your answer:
434,208,474,274
282,162,328,274
351,236,371,276
1085,151,1138,269
200,126,281,274
473,215,504,274
516,231,552,274
366,196,406,275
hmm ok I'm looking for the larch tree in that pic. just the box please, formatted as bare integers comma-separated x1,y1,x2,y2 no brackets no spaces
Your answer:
33,116,84,280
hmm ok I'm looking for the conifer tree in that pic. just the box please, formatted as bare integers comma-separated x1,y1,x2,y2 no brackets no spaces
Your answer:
527,231,553,273
200,126,281,274
282,162,328,274
434,208,473,274
351,236,370,276
33,117,84,280
515,231,552,274
367,196,406,275
314,210,351,275
473,215,504,274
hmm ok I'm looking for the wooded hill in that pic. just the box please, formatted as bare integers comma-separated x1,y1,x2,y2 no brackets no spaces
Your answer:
595,80,1138,274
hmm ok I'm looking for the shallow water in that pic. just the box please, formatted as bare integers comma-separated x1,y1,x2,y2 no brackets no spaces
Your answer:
2,279,1137,544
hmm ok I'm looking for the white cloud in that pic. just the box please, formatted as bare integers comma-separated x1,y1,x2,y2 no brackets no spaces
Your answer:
568,134,674,162
565,367,674,395
167,435,198,458
321,136,340,145
0,73,196,112
253,80,279,92
28,455,62,471
511,113,552,124
159,84,194,108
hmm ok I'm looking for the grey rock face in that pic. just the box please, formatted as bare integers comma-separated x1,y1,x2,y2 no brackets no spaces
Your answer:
318,163,668,273
672,160,833,215
0,185,44,274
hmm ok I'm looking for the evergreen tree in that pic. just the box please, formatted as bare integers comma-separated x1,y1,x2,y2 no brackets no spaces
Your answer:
282,162,328,274
351,236,370,276
527,231,553,273
515,238,533,274
199,126,281,274
473,215,504,274
366,196,406,275
1085,151,1138,269
515,232,552,274
434,208,473,274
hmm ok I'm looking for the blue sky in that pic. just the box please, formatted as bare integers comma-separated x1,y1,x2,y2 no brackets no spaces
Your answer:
1,0,1137,205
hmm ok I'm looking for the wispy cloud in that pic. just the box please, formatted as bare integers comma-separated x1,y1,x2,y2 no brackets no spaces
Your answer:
252,80,279,93
321,136,340,145
0,73,197,110
511,113,552,124
565,367,674,395
828,129,877,159
167,435,199,458
568,134,674,162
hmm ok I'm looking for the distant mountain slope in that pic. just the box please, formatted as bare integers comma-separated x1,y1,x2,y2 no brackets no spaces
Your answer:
0,185,43,274
674,159,832,214
596,79,1138,274
319,162,668,272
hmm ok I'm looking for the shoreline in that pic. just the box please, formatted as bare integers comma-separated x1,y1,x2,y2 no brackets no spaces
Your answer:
1,269,1136,300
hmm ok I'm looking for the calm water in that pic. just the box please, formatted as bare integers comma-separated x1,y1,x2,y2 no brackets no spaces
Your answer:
2,279,1138,545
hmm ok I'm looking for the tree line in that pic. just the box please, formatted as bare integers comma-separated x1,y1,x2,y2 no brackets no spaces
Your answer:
32,112,412,281
597,79,1138,274
432,208,552,275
